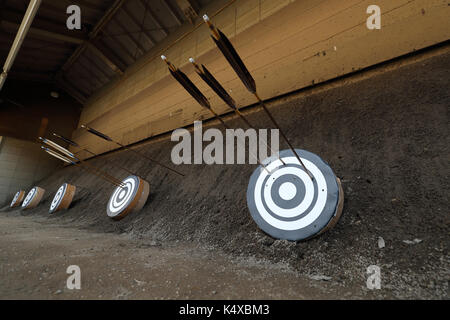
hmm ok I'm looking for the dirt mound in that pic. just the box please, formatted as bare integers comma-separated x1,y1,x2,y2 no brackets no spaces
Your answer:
2,50,449,299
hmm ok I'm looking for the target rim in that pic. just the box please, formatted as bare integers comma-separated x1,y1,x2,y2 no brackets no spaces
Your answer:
22,187,37,208
49,183,75,214
247,149,340,241
107,175,148,220
21,187,45,210
49,183,67,213
10,190,25,208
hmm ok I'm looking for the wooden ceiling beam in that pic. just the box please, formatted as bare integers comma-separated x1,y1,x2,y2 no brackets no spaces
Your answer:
161,0,183,26
59,0,126,76
120,5,155,47
1,21,85,44
111,15,146,57
139,0,168,36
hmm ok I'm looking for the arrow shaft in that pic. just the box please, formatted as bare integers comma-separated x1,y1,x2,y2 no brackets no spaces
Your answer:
82,125,184,177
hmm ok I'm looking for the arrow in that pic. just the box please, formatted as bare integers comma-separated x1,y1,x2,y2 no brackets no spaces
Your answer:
80,125,185,177
52,132,137,176
162,55,271,174
203,14,312,179
41,146,125,189
39,137,125,187
189,57,285,166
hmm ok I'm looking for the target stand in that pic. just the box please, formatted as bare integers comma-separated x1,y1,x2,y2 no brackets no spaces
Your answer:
10,190,25,208
49,183,76,214
247,149,344,241
21,187,46,210
107,175,150,221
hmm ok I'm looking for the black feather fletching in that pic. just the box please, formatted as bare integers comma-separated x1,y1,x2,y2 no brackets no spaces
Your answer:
169,68,210,109
86,126,112,141
212,29,256,94
198,65,236,109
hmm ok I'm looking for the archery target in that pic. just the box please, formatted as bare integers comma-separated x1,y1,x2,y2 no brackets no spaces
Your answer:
49,183,76,214
247,149,344,241
107,175,150,220
10,190,25,208
21,187,46,210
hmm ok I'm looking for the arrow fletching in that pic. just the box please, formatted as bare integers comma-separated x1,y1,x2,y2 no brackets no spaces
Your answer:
52,132,79,147
162,56,210,109
203,15,256,94
41,146,75,164
81,125,112,141
190,58,236,109
39,137,75,158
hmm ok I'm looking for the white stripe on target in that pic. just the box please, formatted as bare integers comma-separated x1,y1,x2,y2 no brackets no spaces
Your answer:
22,186,46,210
107,175,150,220
49,183,76,214
10,190,25,208
247,149,344,241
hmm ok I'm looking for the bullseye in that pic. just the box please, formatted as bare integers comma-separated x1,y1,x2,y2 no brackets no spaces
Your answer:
279,182,297,200
247,149,344,241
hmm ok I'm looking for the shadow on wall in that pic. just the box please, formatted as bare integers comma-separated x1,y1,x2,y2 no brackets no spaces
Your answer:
0,136,62,206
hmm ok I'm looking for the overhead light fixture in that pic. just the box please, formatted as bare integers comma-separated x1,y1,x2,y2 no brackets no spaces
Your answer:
50,91,59,98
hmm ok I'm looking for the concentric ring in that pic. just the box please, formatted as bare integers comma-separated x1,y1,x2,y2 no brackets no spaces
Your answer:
22,187,37,208
247,149,342,241
107,175,150,220
48,183,76,214
10,190,25,208
50,184,66,212
21,186,45,210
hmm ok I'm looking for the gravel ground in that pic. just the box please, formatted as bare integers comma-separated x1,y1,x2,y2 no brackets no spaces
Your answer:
1,48,449,299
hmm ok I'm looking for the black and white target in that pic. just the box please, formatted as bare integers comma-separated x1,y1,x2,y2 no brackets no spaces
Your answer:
49,183,76,214
21,186,45,210
107,175,150,220
247,149,343,241
10,190,25,208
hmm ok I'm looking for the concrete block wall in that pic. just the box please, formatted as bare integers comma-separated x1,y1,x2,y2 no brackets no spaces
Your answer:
72,0,450,159
0,136,61,206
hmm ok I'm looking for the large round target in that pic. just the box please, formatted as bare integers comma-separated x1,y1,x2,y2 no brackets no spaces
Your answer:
10,190,25,208
21,187,46,210
49,183,76,214
107,175,150,220
247,149,344,241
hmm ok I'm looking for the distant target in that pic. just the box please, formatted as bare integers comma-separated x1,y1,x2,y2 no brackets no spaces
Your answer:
22,187,46,210
10,190,25,208
107,175,150,220
49,183,76,214
247,149,344,241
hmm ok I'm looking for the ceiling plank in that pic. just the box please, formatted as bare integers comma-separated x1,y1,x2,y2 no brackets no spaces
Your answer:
120,6,155,47
1,21,85,44
87,43,124,75
161,0,183,26
139,0,168,37
111,16,145,58
58,0,126,76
